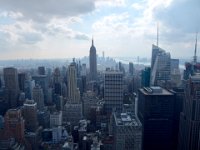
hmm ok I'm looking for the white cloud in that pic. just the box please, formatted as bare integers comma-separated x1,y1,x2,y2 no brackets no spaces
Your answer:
154,0,200,33
0,11,23,19
18,32,43,44
92,12,130,34
0,0,96,22
0,0,198,59
95,0,126,7
131,2,144,10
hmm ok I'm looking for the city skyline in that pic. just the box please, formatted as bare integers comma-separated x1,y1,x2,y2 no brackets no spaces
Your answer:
0,0,199,60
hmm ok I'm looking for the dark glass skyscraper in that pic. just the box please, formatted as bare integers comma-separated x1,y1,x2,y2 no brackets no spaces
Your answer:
89,38,97,81
22,99,38,132
138,86,176,150
141,67,151,87
3,67,19,108
4,109,25,143
178,74,200,150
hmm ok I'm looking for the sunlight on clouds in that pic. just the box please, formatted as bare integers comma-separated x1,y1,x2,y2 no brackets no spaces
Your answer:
131,3,144,10
0,11,23,19
95,0,126,7
92,12,129,32
0,0,198,59
130,0,174,38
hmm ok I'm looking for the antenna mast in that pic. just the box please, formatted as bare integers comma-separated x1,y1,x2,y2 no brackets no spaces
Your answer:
157,23,159,47
194,32,198,63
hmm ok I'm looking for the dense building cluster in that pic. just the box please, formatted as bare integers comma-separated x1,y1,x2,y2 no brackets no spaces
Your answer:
0,36,199,150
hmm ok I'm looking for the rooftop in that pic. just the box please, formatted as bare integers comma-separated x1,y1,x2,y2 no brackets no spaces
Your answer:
191,73,200,81
114,112,141,127
24,99,37,106
140,86,173,95
104,70,123,75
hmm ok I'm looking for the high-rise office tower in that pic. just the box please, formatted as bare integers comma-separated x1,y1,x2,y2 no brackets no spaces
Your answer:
32,84,44,111
53,68,62,95
22,99,38,132
80,64,87,95
129,62,134,76
89,38,97,81
18,72,27,92
67,61,80,103
150,45,171,86
119,62,125,75
82,91,99,118
63,60,82,126
3,67,20,108
50,111,62,128
151,45,160,69
4,109,25,143
141,67,151,87
171,59,179,72
138,86,175,150
38,66,45,75
112,112,142,150
53,94,63,111
53,68,61,84
24,76,35,100
171,87,184,150
184,33,200,80
104,70,123,114
0,75,2,89
178,74,200,150
32,75,48,104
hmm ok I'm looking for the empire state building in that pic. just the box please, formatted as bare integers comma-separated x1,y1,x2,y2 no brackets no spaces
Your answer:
89,38,97,81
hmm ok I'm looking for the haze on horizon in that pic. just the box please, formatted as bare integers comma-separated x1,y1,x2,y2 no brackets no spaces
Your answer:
0,0,199,60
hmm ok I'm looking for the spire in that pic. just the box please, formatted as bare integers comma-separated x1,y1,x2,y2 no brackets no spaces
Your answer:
194,32,198,63
92,37,94,46
157,23,159,47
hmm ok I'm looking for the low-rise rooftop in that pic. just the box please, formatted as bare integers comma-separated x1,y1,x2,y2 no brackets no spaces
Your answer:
114,112,141,127
140,86,173,95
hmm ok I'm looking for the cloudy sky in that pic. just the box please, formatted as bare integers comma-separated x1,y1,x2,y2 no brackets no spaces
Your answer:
0,0,199,60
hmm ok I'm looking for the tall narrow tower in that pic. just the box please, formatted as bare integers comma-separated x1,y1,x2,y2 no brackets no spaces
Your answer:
3,67,20,108
193,32,198,64
104,70,123,114
32,84,44,111
4,109,25,143
67,60,80,103
178,74,200,150
89,38,97,81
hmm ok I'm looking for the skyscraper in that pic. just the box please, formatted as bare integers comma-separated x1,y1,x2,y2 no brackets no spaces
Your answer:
183,33,200,80
53,67,62,95
38,66,46,75
112,112,142,150
171,59,179,72
50,111,62,128
89,38,97,81
63,60,82,126
141,67,151,87
104,70,123,114
24,76,35,100
138,86,175,150
150,45,171,86
67,60,80,103
129,62,134,76
18,72,27,92
32,84,44,111
178,73,200,150
3,67,20,108
32,75,48,104
22,99,38,132
4,109,25,143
